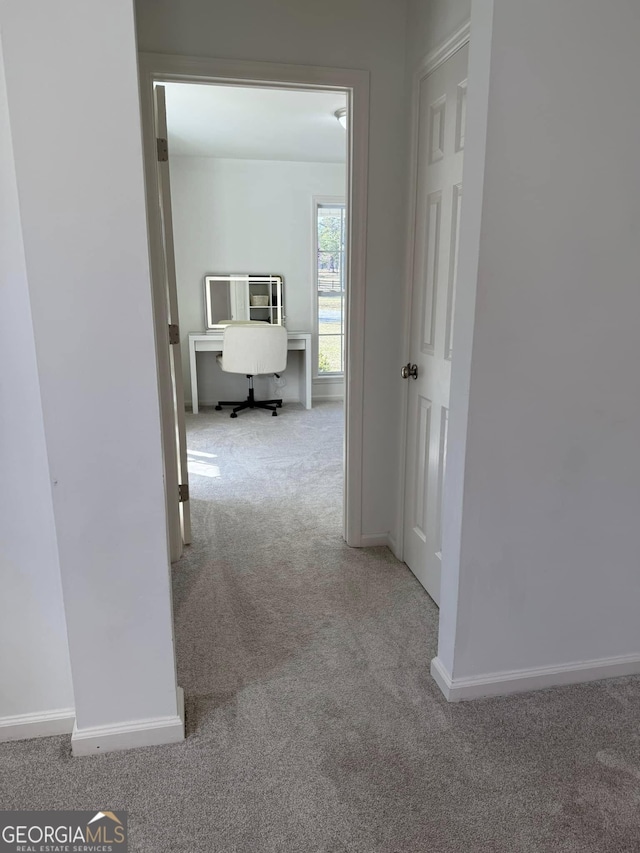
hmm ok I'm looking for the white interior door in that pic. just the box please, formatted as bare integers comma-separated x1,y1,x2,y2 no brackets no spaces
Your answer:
154,84,192,556
403,44,468,605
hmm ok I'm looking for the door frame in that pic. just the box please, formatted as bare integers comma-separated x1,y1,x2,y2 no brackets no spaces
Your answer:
138,52,370,547
395,21,471,563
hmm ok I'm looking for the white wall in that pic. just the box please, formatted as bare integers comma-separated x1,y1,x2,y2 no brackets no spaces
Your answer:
169,156,346,405
437,0,640,693
406,0,471,68
0,32,75,728
0,0,181,742
136,0,408,541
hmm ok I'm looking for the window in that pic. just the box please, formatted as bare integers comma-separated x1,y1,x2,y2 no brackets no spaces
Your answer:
315,202,346,376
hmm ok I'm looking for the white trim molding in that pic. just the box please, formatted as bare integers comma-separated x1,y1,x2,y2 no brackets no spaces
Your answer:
312,393,345,402
138,54,369,549
71,687,185,756
419,20,471,77
0,707,75,743
386,532,401,560
360,532,400,556
311,193,347,383
360,533,393,549
431,654,640,702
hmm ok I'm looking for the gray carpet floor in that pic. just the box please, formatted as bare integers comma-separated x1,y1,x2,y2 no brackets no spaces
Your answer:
2,401,640,852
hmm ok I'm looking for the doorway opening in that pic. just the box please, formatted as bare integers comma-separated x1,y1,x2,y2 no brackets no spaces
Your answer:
163,80,349,565
138,54,369,567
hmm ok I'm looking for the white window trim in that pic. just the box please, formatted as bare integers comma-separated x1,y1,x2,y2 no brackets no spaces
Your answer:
312,194,346,380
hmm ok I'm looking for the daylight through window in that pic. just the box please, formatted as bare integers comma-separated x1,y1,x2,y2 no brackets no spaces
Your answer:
316,203,346,375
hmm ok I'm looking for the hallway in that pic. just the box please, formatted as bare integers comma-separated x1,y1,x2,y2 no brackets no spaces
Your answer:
175,400,438,729
2,402,639,851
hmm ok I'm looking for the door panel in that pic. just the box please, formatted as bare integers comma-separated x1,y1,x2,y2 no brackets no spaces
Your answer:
403,44,468,605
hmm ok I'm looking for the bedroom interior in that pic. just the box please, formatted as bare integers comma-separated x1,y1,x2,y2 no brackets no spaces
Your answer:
162,81,349,410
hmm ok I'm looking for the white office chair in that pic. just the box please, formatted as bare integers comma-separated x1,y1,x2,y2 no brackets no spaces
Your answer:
215,324,288,418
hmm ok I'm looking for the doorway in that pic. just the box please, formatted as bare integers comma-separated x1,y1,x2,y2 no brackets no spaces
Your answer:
163,81,349,568
138,55,369,562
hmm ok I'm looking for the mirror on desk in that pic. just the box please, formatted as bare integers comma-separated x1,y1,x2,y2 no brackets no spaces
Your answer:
204,274,285,329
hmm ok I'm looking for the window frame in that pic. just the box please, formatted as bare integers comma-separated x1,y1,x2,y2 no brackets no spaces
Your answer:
312,195,347,380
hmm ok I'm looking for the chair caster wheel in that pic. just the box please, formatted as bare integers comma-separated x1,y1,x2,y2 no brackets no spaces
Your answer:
215,405,222,411
230,412,237,418
272,411,278,417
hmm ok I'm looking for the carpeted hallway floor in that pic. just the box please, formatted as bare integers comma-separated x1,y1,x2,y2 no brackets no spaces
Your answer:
2,401,640,852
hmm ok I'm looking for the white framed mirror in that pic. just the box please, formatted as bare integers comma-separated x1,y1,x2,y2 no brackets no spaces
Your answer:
204,274,285,329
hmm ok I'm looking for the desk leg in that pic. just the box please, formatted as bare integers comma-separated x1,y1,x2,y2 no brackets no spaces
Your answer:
189,342,199,414
304,338,312,410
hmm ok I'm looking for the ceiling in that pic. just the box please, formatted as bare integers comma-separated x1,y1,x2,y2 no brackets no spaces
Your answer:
162,83,347,163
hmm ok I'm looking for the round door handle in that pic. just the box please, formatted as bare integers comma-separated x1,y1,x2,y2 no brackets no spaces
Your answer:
401,363,418,380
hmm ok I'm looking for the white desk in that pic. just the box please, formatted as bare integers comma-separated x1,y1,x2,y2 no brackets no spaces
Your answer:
188,331,312,414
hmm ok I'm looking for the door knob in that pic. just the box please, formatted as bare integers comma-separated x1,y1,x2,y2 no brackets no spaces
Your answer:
401,363,418,380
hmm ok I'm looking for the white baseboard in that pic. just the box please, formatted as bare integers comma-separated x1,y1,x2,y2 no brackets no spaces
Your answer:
387,532,401,560
71,687,185,756
312,394,345,402
431,653,640,702
360,533,392,548
0,707,75,742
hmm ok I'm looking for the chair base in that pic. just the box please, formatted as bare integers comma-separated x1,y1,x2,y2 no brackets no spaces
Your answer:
215,385,283,418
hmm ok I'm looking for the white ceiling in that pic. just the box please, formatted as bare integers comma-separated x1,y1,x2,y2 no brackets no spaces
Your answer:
162,83,347,163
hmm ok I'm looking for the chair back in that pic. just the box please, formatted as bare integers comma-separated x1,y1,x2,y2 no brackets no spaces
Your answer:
220,324,288,375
